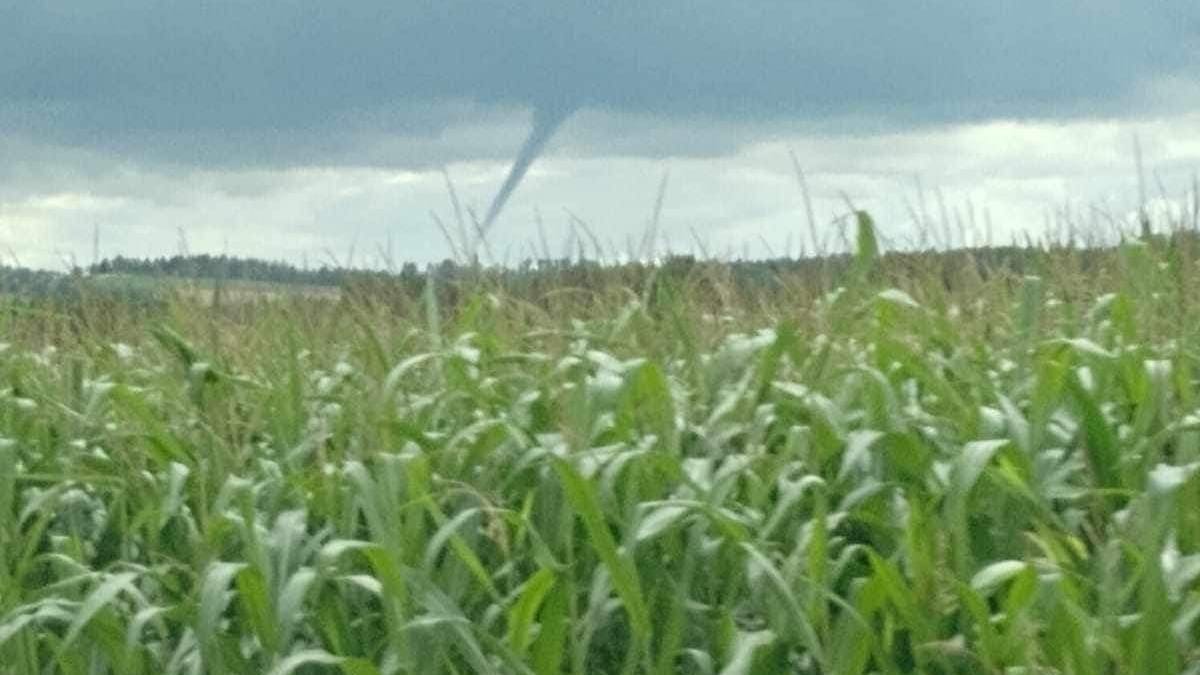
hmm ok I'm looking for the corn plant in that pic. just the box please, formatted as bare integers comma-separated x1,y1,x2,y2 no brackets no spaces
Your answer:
3,222,1200,673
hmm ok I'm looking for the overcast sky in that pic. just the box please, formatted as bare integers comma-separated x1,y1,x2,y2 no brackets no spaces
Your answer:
3,1,1200,270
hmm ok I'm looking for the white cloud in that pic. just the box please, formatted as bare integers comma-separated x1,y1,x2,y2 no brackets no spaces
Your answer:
3,112,1198,271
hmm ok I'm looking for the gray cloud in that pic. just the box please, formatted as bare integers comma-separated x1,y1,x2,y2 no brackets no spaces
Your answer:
3,1,1198,169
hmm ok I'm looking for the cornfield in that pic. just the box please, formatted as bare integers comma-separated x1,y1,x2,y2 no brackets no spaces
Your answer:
3,216,1200,673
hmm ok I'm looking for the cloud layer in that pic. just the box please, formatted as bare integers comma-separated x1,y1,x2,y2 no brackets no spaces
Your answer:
3,1,1199,168
3,3,1200,269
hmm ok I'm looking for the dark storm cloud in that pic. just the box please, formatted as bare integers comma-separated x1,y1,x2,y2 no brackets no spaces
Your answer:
2,1,1198,168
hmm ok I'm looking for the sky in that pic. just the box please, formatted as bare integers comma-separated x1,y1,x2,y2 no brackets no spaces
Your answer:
2,1,1200,270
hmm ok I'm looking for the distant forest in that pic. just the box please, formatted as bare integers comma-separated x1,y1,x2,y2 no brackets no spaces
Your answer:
2,230,1195,302
90,254,356,287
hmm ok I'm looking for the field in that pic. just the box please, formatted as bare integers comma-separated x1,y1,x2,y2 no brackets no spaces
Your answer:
4,215,1200,673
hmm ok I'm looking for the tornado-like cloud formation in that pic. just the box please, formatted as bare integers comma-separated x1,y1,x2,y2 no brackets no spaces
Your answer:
481,104,575,232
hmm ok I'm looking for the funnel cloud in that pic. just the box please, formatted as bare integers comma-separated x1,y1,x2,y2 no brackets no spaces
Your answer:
483,104,575,231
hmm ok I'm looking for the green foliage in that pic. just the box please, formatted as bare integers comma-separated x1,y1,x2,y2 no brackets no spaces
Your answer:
4,231,1200,673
